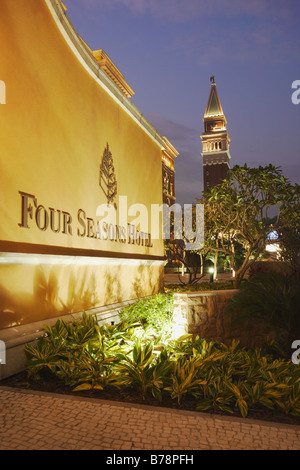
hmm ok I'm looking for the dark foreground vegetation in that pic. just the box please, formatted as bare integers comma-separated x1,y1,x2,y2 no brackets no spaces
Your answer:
2,290,299,426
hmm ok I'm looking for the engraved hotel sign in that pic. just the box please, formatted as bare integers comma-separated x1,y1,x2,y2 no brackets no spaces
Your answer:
100,143,117,205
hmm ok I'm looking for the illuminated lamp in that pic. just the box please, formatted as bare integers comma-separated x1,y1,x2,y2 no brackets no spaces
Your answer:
208,267,214,283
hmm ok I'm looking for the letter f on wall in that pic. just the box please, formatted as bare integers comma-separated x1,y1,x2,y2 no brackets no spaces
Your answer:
0,80,6,104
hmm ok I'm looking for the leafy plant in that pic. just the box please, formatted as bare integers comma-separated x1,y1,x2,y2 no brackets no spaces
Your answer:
68,351,120,392
119,293,174,341
167,334,217,360
164,356,207,404
24,302,300,420
24,336,66,378
116,339,172,400
225,271,300,354
197,164,299,287
276,381,300,417
196,376,235,415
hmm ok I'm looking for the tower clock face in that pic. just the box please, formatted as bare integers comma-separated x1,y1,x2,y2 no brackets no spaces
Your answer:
206,121,223,131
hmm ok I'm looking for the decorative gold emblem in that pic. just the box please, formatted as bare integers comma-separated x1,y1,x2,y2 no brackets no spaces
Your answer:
99,143,117,205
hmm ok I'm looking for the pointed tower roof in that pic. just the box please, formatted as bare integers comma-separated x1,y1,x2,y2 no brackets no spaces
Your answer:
201,77,231,192
204,79,225,118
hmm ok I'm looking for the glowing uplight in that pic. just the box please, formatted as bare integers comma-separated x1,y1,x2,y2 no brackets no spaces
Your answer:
172,323,187,339
266,244,281,253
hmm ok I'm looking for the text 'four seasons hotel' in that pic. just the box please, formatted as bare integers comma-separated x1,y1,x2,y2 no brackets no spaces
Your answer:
0,0,184,377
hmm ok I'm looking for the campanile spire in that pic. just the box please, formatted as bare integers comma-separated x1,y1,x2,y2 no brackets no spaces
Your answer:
201,78,231,191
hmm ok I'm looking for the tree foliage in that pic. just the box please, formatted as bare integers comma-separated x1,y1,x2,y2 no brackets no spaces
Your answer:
197,164,300,287
225,271,300,355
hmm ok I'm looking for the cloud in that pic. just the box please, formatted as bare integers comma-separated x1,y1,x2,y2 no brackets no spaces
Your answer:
148,114,199,144
148,114,203,204
70,0,300,65
147,114,300,206
78,0,297,23
149,114,200,153
168,17,300,66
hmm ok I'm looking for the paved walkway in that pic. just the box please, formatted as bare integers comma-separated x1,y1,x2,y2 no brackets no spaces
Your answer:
0,386,299,451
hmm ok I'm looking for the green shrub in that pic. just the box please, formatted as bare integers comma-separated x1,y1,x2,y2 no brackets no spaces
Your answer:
116,339,173,400
165,282,234,293
119,293,174,342
225,271,300,355
24,298,300,419
164,355,207,404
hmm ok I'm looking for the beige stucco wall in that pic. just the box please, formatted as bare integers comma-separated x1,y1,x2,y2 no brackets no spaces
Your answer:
0,0,165,329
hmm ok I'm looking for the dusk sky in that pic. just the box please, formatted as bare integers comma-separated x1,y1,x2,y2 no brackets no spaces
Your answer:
63,0,300,206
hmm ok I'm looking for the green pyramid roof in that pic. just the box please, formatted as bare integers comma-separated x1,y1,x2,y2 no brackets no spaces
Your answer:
204,83,224,117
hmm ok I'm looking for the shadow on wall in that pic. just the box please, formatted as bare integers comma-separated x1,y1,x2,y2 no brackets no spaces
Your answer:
104,268,123,305
61,268,100,313
0,264,164,330
131,264,164,299
103,265,163,305
0,266,100,329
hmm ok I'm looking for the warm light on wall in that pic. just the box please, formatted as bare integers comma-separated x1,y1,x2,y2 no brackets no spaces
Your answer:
0,252,164,267
0,80,6,104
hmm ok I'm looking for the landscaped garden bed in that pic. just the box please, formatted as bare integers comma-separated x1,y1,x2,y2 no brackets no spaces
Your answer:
165,281,235,293
1,292,299,426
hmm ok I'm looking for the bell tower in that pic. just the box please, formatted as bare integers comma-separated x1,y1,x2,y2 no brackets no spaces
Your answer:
201,77,231,191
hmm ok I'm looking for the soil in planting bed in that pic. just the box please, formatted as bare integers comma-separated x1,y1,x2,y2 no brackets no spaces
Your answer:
1,370,299,427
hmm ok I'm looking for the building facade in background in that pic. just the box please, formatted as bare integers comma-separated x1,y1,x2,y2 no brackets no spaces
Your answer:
162,137,178,206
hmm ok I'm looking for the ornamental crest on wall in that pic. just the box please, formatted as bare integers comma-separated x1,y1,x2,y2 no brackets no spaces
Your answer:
99,143,118,205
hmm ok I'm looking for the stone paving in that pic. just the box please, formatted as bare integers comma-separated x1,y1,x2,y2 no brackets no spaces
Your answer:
0,386,299,451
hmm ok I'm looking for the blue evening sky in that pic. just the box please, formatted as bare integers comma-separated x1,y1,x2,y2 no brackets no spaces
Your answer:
63,0,300,205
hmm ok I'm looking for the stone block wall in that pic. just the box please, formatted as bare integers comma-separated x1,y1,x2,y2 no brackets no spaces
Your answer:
173,290,279,349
